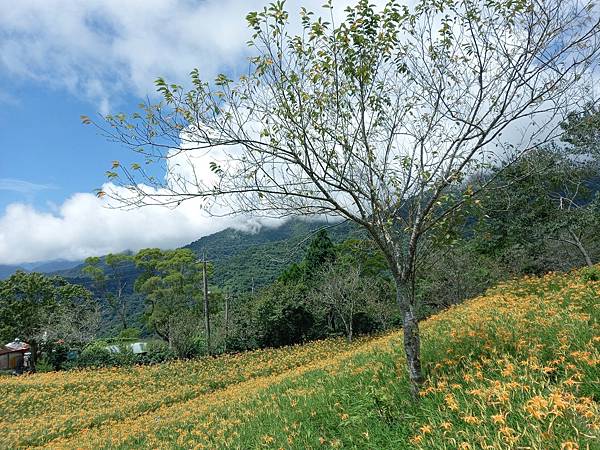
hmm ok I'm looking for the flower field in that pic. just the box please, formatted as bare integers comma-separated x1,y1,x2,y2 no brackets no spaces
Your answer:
1,267,599,449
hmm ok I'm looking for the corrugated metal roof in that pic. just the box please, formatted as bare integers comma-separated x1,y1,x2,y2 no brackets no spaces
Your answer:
0,339,30,355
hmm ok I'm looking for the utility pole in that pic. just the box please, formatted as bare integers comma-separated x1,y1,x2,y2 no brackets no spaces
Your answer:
200,250,211,355
223,289,230,353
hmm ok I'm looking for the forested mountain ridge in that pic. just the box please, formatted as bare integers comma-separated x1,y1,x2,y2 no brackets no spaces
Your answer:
184,219,357,290
0,265,27,280
48,218,356,293
0,260,83,280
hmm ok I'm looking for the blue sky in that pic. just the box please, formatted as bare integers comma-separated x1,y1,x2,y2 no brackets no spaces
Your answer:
0,82,137,210
0,0,349,265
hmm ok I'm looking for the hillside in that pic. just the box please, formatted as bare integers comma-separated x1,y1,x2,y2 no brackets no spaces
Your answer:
1,266,598,449
184,218,357,290
0,260,83,280
0,265,26,280
53,218,356,293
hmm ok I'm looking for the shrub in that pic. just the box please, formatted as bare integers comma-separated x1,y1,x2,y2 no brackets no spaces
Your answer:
138,340,176,365
73,341,137,368
117,327,142,341
34,356,54,373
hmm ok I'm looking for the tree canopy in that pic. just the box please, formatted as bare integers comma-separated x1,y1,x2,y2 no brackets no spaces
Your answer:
90,0,600,397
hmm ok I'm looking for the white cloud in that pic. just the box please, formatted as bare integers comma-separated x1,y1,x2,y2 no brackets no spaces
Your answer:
0,183,282,265
0,0,386,265
0,179,56,194
0,0,364,111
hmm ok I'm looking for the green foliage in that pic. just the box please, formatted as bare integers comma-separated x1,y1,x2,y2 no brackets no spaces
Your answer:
34,356,54,373
473,147,600,272
303,229,336,276
117,327,141,341
83,253,134,331
134,248,204,356
561,103,600,157
0,272,94,359
74,341,137,368
254,281,315,347
137,340,177,365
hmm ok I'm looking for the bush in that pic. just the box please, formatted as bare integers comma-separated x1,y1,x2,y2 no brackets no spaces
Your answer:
42,341,72,370
117,327,142,341
138,340,177,365
73,341,137,368
35,356,54,373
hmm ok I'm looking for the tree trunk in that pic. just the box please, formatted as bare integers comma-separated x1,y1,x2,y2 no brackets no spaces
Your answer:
395,277,423,399
117,285,128,331
568,229,594,267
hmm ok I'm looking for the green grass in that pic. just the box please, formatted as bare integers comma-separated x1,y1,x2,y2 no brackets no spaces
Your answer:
3,267,599,449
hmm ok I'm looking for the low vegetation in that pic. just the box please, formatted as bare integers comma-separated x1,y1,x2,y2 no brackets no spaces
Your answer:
1,266,597,449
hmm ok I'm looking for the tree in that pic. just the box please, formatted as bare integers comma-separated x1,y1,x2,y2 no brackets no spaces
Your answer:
0,271,97,366
83,253,133,331
475,147,600,270
254,280,315,347
134,248,205,356
92,0,600,396
310,264,378,342
279,228,336,284
561,103,600,158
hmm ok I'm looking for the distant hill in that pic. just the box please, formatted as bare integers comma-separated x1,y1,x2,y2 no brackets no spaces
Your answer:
0,265,27,280
51,218,357,294
30,259,83,273
185,218,358,291
0,260,83,280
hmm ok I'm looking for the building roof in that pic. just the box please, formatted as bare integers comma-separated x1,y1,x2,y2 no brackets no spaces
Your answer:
0,339,30,355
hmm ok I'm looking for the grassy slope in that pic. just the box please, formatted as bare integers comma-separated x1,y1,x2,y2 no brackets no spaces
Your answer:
1,267,598,449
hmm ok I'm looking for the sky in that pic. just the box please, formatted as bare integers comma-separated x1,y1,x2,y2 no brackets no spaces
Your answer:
0,0,359,265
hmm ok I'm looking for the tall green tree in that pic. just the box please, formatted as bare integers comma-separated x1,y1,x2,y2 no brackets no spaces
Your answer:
92,0,600,396
475,148,600,270
0,271,96,365
134,248,205,356
83,253,133,331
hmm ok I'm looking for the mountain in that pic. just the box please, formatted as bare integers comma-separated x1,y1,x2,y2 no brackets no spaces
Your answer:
31,259,83,273
184,218,358,291
0,265,28,280
0,260,83,280
51,218,358,294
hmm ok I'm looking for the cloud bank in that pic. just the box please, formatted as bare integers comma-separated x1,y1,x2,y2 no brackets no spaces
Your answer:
0,0,377,264
0,183,282,265
0,0,363,111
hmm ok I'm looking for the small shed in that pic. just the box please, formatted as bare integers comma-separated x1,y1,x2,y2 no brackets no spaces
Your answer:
130,342,147,354
0,339,31,373
104,342,148,354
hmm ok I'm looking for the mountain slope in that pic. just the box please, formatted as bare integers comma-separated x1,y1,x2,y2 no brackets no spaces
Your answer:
184,218,357,290
2,266,598,449
0,260,83,280
0,265,27,280
53,218,357,293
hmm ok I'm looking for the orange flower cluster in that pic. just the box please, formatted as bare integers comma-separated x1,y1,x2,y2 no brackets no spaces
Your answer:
0,265,597,449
